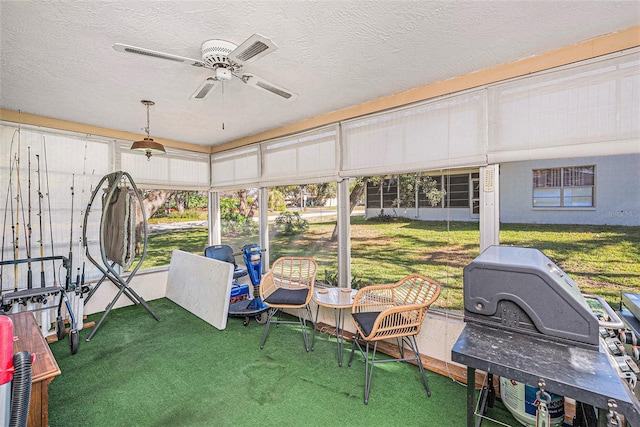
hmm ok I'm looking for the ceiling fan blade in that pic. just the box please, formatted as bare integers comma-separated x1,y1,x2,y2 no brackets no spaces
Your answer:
191,77,220,100
227,34,278,66
113,43,206,67
241,74,297,101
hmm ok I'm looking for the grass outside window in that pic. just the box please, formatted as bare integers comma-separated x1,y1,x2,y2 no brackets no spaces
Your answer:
140,217,640,311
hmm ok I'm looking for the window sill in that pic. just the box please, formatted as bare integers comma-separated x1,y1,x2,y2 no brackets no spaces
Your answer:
532,207,596,211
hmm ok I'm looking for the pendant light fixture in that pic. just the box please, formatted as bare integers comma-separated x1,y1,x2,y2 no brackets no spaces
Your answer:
130,100,165,160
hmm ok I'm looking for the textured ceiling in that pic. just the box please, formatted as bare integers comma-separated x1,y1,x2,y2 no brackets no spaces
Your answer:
1,1,639,149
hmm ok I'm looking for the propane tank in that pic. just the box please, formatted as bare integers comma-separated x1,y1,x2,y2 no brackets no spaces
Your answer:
1,315,14,427
500,377,565,427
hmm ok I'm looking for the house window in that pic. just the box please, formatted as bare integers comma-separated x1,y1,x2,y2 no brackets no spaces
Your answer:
366,179,399,209
366,181,382,209
381,178,398,208
444,174,470,208
533,166,594,208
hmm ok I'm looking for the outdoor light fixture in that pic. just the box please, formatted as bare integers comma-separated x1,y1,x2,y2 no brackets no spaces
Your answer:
130,100,165,160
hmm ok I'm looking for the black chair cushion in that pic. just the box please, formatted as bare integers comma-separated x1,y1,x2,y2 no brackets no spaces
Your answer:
352,311,382,337
264,288,309,305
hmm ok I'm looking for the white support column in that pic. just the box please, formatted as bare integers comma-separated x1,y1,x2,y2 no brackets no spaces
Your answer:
479,164,500,252
208,191,221,247
337,179,351,287
259,187,270,272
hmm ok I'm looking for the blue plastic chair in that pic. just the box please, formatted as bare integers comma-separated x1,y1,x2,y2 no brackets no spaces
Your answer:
204,245,248,279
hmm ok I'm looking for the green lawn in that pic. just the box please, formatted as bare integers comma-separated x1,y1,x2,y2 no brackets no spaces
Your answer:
141,218,640,311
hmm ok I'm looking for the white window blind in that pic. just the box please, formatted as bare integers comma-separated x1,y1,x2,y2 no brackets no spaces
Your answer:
0,124,111,286
260,125,339,186
341,90,488,177
210,145,260,190
119,143,210,190
488,50,640,163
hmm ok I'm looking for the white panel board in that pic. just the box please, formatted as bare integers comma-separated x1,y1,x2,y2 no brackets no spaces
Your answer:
166,249,233,330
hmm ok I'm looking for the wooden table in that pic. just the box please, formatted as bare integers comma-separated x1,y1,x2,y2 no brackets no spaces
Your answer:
9,311,61,427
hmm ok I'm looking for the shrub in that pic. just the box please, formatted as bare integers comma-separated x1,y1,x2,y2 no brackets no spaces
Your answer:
367,209,397,222
321,270,365,289
275,211,309,235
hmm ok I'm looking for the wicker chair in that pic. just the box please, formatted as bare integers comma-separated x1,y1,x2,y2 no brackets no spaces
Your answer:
259,257,318,351
347,274,441,404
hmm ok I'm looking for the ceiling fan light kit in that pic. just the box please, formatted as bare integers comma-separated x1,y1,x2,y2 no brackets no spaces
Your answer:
113,33,297,102
131,100,166,160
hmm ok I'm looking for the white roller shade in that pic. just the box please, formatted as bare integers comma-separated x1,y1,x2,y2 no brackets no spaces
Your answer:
341,89,488,177
210,145,260,190
0,124,111,285
260,125,339,187
488,50,640,163
119,143,210,190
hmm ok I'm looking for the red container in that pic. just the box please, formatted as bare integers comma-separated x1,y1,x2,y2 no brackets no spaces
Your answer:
0,315,14,385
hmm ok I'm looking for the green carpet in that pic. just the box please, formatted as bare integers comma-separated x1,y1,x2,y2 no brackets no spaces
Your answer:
48,298,512,426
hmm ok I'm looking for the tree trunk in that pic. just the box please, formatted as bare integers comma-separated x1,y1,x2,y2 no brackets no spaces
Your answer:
330,182,364,241
247,195,257,218
134,190,174,255
237,190,249,217
175,192,186,213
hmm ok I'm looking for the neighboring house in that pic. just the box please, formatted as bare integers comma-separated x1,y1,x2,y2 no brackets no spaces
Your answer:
364,154,640,226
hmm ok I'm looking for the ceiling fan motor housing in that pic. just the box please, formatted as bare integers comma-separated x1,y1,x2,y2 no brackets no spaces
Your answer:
201,39,237,67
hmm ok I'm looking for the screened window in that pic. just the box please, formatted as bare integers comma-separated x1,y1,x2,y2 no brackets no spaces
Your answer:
533,166,595,208
382,179,398,208
366,181,381,209
367,173,472,209
445,174,470,208
365,179,399,209
137,190,209,270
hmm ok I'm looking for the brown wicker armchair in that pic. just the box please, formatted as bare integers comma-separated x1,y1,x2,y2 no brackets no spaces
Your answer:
259,257,318,351
347,274,441,404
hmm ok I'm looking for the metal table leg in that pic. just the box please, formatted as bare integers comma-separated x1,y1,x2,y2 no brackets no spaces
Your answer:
467,367,476,427
335,307,346,366
312,304,319,351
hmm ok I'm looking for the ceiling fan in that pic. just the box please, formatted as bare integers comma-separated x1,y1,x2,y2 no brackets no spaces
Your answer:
113,33,297,101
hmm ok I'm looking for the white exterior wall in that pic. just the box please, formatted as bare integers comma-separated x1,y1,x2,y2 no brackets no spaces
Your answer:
500,154,640,226
365,207,475,222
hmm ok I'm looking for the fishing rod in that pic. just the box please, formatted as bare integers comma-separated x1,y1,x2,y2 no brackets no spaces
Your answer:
36,154,45,287
66,174,75,291
43,136,57,285
14,134,22,293
75,142,89,330
26,147,33,289
0,161,13,293
1,131,18,293
76,260,85,331
36,153,50,336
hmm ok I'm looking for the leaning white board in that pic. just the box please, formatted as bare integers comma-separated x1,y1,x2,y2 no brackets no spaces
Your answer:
166,249,233,330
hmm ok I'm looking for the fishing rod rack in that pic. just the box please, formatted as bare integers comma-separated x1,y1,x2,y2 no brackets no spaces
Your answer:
0,255,81,354
0,255,70,308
